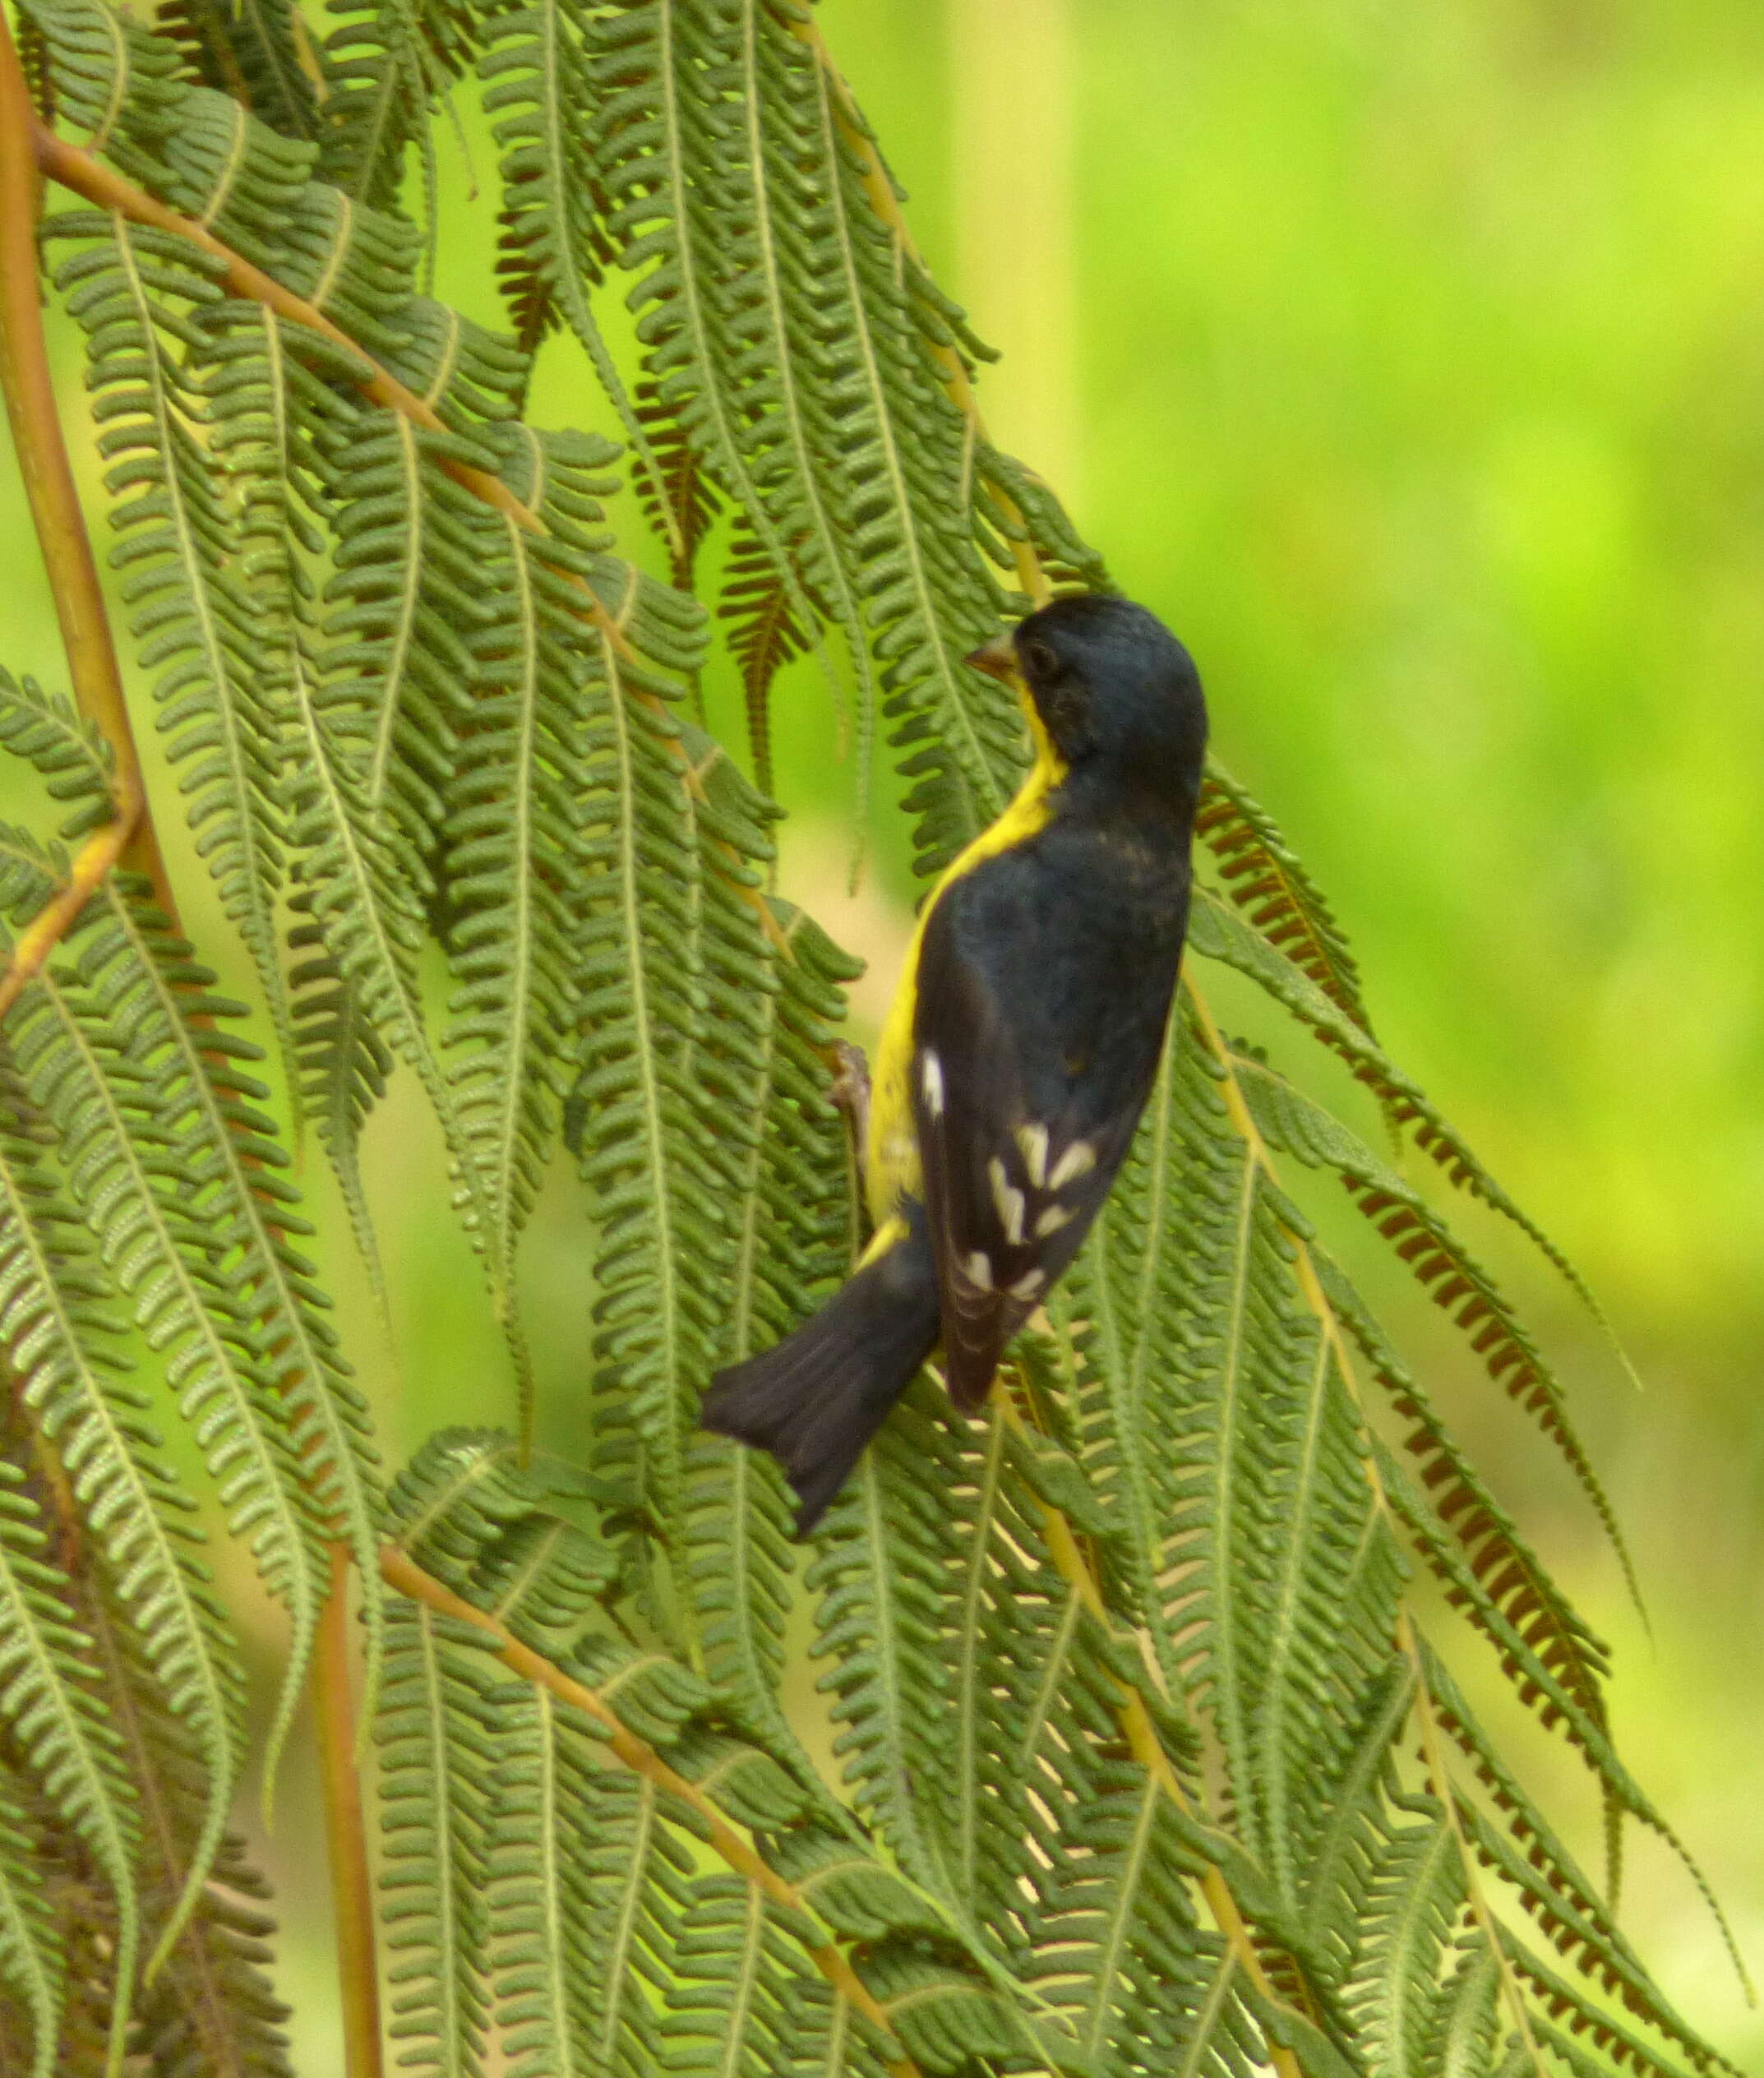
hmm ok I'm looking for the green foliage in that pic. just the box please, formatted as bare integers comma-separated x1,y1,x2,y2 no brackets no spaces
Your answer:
0,0,1743,2072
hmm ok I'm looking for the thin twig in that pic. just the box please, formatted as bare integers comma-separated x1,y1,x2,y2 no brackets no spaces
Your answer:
316,1544,384,2078
380,1544,921,2078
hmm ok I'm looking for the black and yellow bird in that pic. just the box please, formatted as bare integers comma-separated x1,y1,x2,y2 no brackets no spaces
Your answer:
701,594,1208,1532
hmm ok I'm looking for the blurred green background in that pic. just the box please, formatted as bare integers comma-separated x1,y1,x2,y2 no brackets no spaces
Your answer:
2,0,1761,2065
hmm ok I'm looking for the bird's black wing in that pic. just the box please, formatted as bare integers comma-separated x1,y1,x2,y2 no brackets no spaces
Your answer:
909,828,1188,1410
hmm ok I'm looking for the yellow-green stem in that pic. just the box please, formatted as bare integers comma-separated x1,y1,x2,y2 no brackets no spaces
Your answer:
381,1543,921,2078
995,1393,1309,2078
1186,979,1549,2071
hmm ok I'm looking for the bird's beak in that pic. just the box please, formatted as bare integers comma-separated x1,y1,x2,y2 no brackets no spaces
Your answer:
964,634,1018,683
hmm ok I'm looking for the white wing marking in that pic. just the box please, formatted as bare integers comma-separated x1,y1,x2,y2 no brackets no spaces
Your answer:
987,1157,1026,1245
920,1051,945,1117
1014,1123,1050,1189
1048,1139,1096,1190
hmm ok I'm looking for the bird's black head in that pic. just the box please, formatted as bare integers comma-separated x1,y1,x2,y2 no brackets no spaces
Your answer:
972,594,1207,797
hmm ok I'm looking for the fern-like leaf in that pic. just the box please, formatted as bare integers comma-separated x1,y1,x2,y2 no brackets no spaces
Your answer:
1341,1813,1466,2078
0,1054,243,1985
45,212,300,1107
475,0,667,475
72,1545,293,2078
0,672,114,842
1229,1038,1639,1611
436,434,621,1359
583,2,820,640
153,0,321,145
1198,762,1377,1033
0,855,329,1804
383,1429,1081,2075
630,381,723,593
316,0,476,214
570,593,737,1525
64,880,384,1738
718,510,814,801
681,882,859,1762
376,1600,496,2078
0,1468,100,2074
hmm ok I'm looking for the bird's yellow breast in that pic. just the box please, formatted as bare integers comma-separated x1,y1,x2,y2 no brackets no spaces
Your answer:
863,689,1067,1231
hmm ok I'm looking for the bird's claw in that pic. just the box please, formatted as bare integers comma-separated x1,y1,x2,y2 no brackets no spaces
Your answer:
828,1040,871,1192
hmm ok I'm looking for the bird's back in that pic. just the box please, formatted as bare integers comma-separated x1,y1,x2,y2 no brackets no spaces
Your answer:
932,816,1189,1129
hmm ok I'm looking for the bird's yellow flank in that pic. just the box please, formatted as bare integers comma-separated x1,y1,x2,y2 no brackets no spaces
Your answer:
861,677,1070,1254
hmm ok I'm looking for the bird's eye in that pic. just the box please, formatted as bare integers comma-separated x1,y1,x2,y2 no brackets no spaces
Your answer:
1020,637,1060,680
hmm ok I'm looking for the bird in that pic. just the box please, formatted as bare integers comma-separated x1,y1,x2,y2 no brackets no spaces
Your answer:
700,594,1208,1534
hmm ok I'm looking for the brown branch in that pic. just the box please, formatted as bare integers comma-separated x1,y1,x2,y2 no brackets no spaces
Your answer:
0,12,174,1009
316,1544,383,2078
380,1544,921,2078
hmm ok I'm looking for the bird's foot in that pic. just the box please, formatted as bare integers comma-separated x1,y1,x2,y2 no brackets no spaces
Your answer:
828,1040,872,1194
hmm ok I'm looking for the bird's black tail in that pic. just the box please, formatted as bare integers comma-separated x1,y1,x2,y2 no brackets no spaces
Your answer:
700,1218,940,1535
